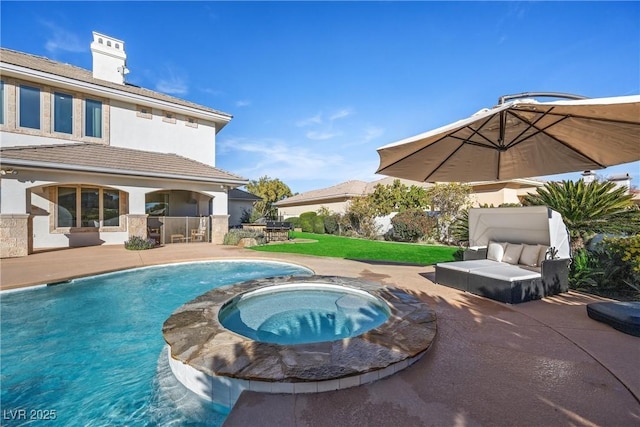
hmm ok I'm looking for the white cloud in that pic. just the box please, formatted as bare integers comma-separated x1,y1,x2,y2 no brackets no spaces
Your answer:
156,79,188,95
306,130,342,140
217,135,383,193
294,107,354,142
155,67,188,95
296,113,323,127
235,100,251,107
296,108,353,127
202,88,224,96
329,108,353,121
41,21,84,54
363,126,384,142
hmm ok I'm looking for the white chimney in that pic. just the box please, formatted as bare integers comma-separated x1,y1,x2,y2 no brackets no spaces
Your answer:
90,32,128,84
608,173,632,193
581,170,596,184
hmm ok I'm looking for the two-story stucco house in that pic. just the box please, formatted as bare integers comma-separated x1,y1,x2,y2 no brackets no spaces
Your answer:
0,32,248,257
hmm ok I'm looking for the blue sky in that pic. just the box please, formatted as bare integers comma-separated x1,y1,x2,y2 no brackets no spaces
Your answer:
2,1,638,193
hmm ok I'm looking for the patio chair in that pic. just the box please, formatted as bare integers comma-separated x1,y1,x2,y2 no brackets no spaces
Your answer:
191,228,206,242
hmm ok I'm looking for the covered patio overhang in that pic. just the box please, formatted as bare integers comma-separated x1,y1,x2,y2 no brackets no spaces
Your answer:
0,144,248,257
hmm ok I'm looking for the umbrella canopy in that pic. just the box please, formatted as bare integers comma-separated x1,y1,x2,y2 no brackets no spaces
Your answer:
376,94,640,182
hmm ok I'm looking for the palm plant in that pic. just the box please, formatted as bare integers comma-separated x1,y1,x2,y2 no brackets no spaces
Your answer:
449,209,469,246
522,180,638,251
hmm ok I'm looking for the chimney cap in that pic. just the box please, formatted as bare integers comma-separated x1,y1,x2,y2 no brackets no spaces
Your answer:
91,31,126,52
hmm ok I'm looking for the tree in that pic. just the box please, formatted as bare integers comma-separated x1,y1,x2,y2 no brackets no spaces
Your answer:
522,180,639,251
427,183,473,244
245,176,293,220
368,179,430,216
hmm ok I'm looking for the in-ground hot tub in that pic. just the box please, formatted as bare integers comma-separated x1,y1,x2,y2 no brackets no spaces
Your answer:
218,283,391,345
163,275,437,408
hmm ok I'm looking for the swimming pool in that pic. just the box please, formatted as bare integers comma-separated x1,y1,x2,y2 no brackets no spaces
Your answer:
0,260,313,426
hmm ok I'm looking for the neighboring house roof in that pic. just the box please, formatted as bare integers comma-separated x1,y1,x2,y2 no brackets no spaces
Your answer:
0,143,248,185
228,188,262,201
364,176,434,193
0,48,232,124
275,180,369,207
275,177,434,207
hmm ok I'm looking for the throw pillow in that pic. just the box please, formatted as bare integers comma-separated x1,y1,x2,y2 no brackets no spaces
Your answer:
503,243,524,265
487,241,505,262
537,245,550,266
519,244,540,267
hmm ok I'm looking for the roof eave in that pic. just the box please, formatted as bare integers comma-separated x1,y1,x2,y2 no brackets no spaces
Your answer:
1,158,249,186
0,62,233,128
275,193,362,206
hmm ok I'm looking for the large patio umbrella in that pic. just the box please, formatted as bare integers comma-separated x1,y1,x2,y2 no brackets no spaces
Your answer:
376,93,640,182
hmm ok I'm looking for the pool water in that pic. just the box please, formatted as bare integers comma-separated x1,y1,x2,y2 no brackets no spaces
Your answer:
0,261,312,426
219,285,390,345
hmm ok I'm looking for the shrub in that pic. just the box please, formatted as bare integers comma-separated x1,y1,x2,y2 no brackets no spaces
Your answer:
299,212,317,233
323,214,339,234
597,236,640,295
569,236,640,300
287,217,301,229
222,229,266,245
569,249,602,289
313,215,325,234
124,235,157,250
388,209,436,243
240,208,252,224
342,197,380,239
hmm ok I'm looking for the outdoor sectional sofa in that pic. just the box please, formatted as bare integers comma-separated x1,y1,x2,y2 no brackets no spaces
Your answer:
435,206,571,304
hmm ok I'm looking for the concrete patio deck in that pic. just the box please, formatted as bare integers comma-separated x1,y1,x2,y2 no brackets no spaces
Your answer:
1,243,638,426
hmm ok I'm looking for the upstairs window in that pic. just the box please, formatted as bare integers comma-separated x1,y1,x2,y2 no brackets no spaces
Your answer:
85,99,102,138
19,85,41,129
162,111,176,124
185,116,198,128
136,105,152,119
54,92,73,134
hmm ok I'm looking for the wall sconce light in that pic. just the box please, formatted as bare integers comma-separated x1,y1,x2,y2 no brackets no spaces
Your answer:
0,168,18,176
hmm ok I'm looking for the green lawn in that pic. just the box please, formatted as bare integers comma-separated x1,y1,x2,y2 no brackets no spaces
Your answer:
250,231,459,265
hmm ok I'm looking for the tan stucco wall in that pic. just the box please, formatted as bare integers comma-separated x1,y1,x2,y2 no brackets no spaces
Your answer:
277,201,350,218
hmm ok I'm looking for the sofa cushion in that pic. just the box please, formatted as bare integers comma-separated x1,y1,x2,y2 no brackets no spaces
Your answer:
587,302,640,337
436,259,500,272
471,265,541,282
520,244,541,267
487,241,506,262
503,243,523,265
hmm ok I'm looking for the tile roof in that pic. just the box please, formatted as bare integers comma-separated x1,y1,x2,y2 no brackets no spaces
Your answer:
0,143,247,184
228,188,262,201
0,48,232,119
275,180,369,206
275,177,434,206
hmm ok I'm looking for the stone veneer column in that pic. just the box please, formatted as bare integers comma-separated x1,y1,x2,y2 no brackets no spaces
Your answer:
0,214,30,258
127,214,148,240
210,215,229,244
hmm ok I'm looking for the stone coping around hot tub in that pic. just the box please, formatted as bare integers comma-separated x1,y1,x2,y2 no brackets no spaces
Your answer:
162,275,437,383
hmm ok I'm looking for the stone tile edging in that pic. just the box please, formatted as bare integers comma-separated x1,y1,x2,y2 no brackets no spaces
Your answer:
163,275,437,386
